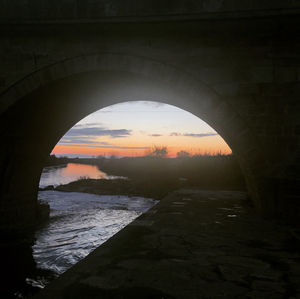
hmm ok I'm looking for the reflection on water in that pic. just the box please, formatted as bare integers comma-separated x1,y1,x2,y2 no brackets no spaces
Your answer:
8,164,155,297
39,163,125,188
34,191,157,274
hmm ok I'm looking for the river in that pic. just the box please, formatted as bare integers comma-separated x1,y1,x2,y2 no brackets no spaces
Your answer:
16,163,157,297
39,163,125,188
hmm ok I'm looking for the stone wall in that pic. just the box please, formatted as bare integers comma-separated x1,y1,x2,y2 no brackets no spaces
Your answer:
1,8,300,230
0,0,300,22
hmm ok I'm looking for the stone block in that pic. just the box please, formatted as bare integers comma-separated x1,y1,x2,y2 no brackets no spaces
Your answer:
295,125,300,135
238,83,260,95
274,67,298,83
251,280,286,294
260,83,298,96
251,67,273,83
213,83,239,96
198,67,234,84
297,67,300,81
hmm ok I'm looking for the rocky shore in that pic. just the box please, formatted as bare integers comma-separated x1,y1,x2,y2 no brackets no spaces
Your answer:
40,177,181,200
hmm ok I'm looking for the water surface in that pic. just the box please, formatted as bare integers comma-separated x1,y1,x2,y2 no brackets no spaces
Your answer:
10,164,156,297
39,163,125,188
34,191,157,274
27,164,156,292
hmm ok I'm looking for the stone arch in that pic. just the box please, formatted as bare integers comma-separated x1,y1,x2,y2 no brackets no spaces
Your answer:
0,53,265,232
1,53,216,114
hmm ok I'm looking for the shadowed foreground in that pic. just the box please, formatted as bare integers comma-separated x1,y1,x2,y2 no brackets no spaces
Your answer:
34,190,300,299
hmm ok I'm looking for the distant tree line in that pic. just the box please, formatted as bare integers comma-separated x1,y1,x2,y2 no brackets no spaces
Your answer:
46,146,245,191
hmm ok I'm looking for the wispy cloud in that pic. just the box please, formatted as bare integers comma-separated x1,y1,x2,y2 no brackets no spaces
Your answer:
170,132,218,138
140,101,167,108
73,123,103,128
59,136,110,145
58,144,149,150
170,132,181,136
149,134,162,137
183,133,218,137
65,127,131,138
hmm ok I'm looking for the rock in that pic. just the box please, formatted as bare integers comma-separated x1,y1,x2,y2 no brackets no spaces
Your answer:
217,265,250,285
251,268,282,281
40,185,55,191
251,280,286,294
246,290,285,299
36,200,50,223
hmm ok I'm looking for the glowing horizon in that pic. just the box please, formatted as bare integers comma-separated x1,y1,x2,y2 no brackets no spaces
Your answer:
51,101,232,158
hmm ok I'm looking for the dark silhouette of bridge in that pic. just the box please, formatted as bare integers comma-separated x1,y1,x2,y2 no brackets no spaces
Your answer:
1,0,300,232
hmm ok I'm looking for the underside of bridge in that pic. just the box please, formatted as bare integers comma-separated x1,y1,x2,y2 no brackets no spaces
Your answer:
1,0,300,235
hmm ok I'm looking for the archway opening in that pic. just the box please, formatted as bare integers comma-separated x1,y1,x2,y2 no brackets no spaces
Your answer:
40,100,244,194
0,66,256,298
0,67,260,235
32,100,246,289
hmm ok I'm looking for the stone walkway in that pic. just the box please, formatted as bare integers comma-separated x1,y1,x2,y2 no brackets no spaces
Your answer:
34,190,300,299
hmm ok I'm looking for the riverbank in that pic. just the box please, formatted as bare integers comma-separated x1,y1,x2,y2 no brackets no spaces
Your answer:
40,154,246,200
42,177,180,200
45,154,246,191
34,189,300,299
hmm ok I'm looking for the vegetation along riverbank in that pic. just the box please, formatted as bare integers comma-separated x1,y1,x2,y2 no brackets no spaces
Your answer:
42,152,246,200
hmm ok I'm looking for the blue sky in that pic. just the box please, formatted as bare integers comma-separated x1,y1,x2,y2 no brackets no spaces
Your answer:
53,101,231,157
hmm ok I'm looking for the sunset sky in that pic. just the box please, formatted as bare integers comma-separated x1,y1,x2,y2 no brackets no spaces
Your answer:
52,101,231,158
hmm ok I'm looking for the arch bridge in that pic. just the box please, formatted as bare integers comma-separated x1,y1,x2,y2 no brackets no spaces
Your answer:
1,0,300,232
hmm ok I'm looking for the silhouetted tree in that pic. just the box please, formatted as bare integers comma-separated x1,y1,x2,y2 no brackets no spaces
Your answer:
177,150,190,158
148,146,168,158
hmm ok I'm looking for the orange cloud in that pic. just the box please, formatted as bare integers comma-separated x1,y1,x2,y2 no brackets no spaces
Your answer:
52,134,231,157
